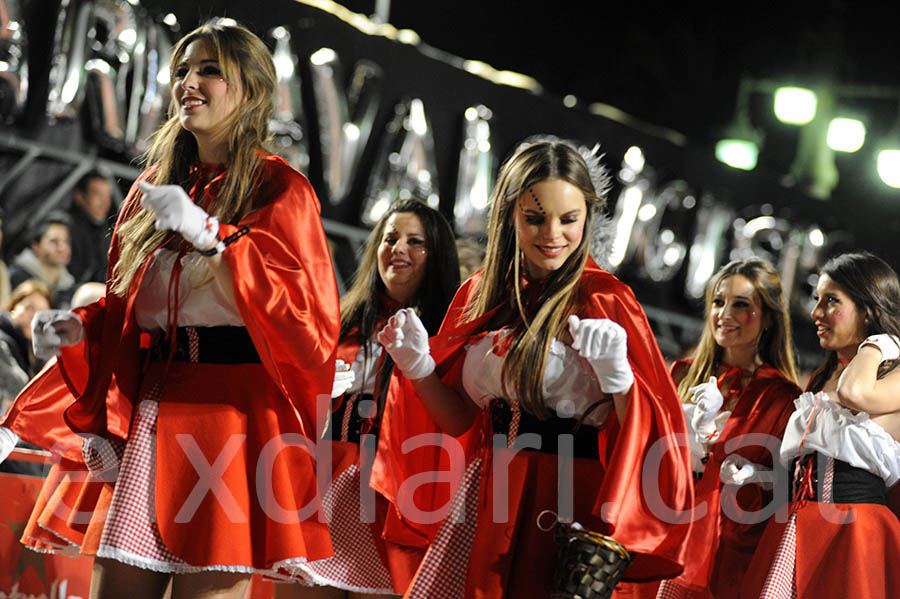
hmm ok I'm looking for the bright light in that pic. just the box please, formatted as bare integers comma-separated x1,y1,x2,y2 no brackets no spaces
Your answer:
715,139,758,170
637,203,657,222
118,28,137,46
310,48,336,66
274,54,294,78
609,186,643,266
623,146,645,173
163,13,178,26
808,228,825,247
409,99,428,135
563,95,577,108
877,149,900,188
826,118,865,152
742,216,776,238
464,107,478,121
343,122,360,141
773,87,817,125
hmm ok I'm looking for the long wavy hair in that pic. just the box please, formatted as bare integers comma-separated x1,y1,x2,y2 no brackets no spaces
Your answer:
110,20,276,296
340,199,460,405
678,258,799,401
808,252,900,392
466,139,611,419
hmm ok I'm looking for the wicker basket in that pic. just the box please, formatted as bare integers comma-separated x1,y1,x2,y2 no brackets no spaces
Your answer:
549,522,632,599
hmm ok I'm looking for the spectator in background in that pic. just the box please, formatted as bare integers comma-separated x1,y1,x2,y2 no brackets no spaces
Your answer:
0,279,52,415
0,207,12,305
9,210,76,308
68,171,114,284
455,235,486,282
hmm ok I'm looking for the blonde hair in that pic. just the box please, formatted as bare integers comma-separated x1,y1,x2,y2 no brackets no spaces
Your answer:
467,139,609,419
111,20,276,295
677,258,799,401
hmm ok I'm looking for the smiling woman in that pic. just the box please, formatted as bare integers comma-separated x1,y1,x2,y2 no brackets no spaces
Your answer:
0,19,341,599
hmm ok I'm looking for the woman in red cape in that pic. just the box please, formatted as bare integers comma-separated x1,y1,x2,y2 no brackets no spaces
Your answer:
370,138,694,598
0,21,339,598
278,199,459,597
741,252,900,599
641,259,800,599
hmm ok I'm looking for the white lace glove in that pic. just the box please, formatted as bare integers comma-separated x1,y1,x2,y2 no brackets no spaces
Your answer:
720,454,773,489
567,315,634,394
332,359,356,398
688,376,724,438
859,334,900,362
138,181,219,250
0,426,20,464
376,308,435,380
32,310,84,359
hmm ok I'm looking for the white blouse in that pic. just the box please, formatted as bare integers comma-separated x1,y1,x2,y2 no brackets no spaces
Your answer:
134,248,243,331
780,391,900,487
460,329,611,427
346,341,384,396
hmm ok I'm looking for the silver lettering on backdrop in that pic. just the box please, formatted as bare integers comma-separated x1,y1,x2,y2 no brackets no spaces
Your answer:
0,0,28,121
634,180,692,283
453,105,494,237
683,197,734,301
360,97,440,225
133,20,172,154
47,0,94,120
309,46,382,205
269,26,309,173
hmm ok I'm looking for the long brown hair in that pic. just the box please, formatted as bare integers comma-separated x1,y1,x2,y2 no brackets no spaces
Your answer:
678,258,799,401
467,139,610,419
808,252,900,392
111,20,276,295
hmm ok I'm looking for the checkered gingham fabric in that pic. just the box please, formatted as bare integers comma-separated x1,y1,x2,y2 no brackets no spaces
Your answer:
758,513,798,599
82,434,125,479
300,463,394,592
405,457,483,599
96,388,187,570
655,578,696,598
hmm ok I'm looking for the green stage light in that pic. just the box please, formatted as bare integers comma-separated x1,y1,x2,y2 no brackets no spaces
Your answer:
715,138,759,170
877,149,900,188
826,117,866,152
774,87,817,125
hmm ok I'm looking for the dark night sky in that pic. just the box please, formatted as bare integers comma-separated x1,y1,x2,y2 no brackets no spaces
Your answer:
340,0,900,192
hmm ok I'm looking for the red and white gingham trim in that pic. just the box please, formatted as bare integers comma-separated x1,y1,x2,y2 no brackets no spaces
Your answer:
292,464,394,593
405,457,483,599
655,579,695,598
96,391,188,571
759,513,798,599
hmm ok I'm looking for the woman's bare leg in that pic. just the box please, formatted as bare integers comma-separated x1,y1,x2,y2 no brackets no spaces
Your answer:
170,571,251,599
90,558,171,599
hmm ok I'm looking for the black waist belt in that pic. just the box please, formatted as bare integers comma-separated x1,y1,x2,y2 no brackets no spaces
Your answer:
490,400,600,460
792,453,888,506
149,326,261,364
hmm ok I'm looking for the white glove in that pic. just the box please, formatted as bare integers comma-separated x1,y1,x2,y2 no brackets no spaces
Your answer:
720,454,772,489
688,376,724,437
567,315,634,394
332,359,356,398
0,426,20,464
858,334,900,362
376,308,435,380
138,181,219,250
31,310,84,359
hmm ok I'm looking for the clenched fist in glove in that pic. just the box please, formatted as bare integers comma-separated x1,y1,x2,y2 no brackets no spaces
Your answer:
567,315,634,394
332,359,356,398
138,181,219,251
688,376,724,438
376,308,434,380
720,453,773,489
31,310,84,359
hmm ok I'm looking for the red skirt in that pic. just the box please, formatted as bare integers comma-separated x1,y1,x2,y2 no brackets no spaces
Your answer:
21,360,333,575
741,501,900,598
404,449,626,599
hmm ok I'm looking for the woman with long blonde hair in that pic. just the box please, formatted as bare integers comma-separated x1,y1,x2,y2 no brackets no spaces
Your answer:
369,138,693,598
0,20,339,599
648,258,801,599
